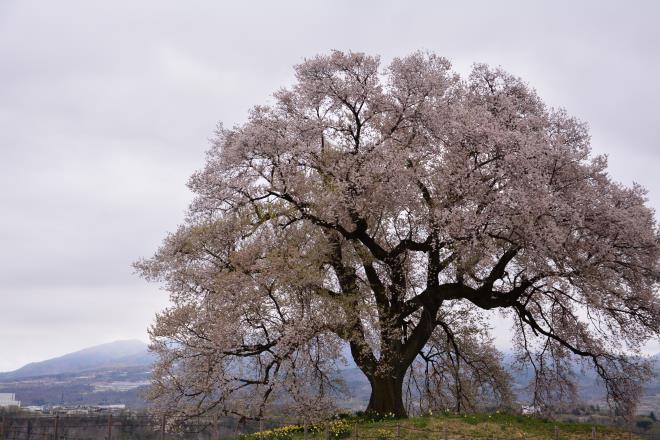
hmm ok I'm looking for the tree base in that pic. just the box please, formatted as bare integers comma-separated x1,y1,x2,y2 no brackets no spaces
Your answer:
365,375,407,418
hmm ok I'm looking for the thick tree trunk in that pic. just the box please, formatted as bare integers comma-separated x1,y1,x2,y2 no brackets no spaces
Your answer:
365,373,406,417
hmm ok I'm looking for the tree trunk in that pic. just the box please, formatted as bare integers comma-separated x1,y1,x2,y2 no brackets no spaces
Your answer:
365,373,406,417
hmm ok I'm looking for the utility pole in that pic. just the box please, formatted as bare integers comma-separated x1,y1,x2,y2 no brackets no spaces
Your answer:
54,415,59,440
213,411,220,440
107,413,113,440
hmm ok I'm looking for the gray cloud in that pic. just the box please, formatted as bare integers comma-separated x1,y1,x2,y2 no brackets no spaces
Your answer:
1,0,658,370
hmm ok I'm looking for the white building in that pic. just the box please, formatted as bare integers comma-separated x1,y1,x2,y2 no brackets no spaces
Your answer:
0,393,21,408
95,404,126,411
521,404,539,415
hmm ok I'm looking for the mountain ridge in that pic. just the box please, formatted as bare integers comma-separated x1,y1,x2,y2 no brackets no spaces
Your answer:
0,340,154,380
1,341,657,412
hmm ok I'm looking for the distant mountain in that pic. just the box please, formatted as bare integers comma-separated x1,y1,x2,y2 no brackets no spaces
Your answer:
1,341,656,411
0,340,155,380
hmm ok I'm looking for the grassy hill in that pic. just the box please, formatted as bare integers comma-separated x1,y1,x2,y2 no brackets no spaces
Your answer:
243,413,639,440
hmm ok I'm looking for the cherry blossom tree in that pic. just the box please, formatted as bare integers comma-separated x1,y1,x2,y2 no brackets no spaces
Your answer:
136,51,659,419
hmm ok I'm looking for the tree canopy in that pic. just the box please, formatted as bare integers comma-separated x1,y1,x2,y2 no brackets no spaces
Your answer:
136,51,659,419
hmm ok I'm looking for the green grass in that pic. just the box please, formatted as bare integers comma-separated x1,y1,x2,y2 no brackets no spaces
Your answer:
240,413,638,440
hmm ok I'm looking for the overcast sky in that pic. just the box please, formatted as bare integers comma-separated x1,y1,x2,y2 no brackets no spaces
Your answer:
1,0,659,371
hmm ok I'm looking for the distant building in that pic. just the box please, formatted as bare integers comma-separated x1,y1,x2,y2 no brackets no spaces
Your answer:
95,404,126,411
521,404,539,415
49,404,127,415
0,393,21,408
